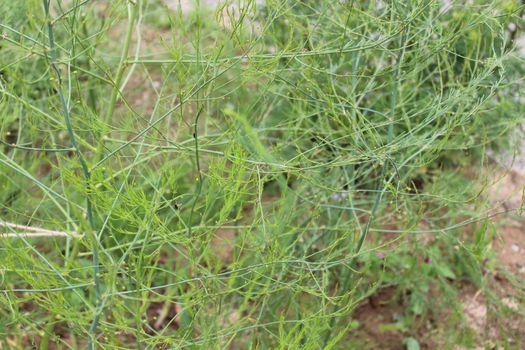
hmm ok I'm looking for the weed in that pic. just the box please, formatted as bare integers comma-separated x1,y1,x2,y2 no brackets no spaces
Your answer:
0,0,524,349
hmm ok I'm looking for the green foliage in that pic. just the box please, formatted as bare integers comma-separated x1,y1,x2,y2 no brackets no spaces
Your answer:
0,0,524,348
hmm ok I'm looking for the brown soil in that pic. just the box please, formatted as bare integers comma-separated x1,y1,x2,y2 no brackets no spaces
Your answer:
353,287,407,350
488,168,525,274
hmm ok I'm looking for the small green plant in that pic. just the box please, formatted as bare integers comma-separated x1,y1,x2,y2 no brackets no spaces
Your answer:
0,0,523,348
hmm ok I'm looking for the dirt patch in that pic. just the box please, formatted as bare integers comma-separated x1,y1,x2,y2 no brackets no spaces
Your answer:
353,287,407,350
460,288,487,338
487,169,524,213
495,226,525,274
487,164,525,273
211,227,236,263
164,0,265,14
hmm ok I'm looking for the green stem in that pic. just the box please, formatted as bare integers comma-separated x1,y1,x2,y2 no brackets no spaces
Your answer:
187,107,204,238
39,321,54,350
43,1,100,348
101,1,138,140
